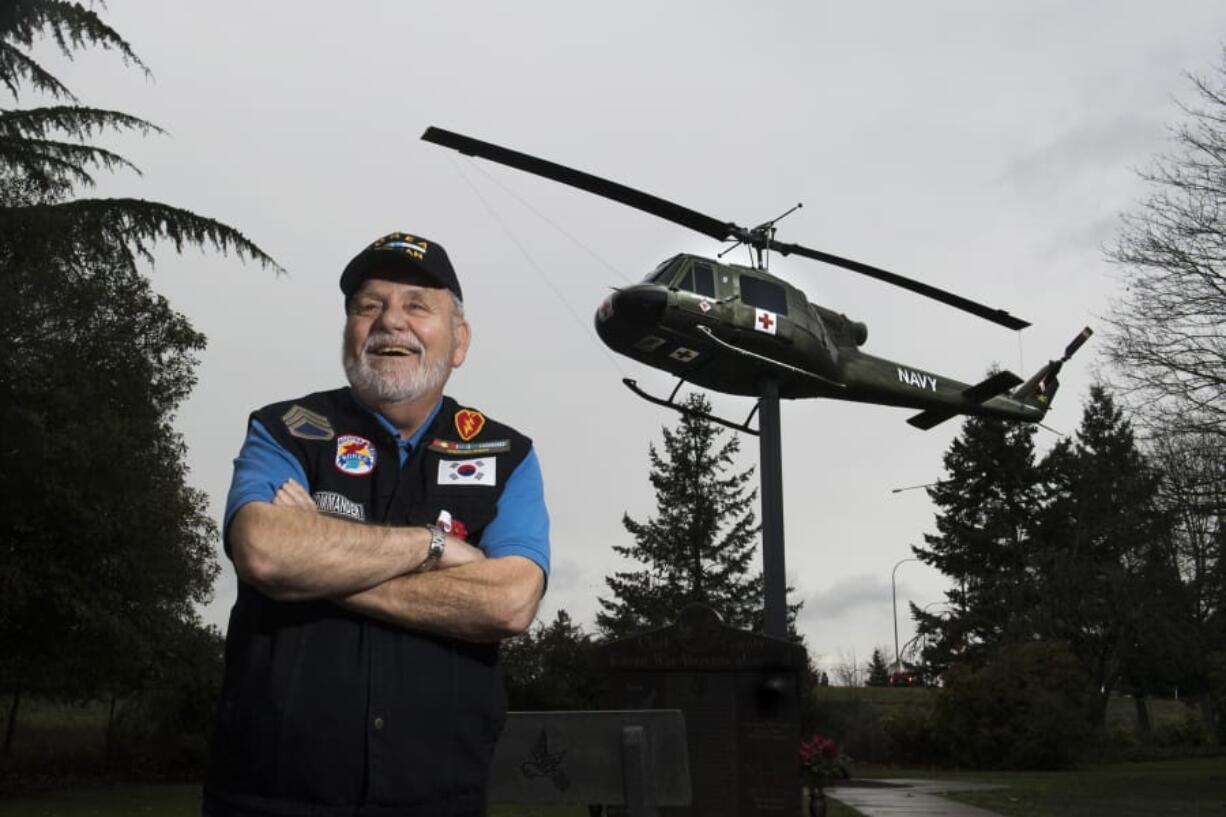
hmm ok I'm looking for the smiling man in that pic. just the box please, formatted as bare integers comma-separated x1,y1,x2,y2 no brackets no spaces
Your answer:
203,232,550,817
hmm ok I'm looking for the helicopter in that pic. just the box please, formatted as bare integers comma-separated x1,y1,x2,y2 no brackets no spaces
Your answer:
422,126,1091,434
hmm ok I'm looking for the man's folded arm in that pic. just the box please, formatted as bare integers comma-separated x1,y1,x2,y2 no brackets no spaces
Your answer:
335,555,545,642
335,452,550,642
229,499,433,601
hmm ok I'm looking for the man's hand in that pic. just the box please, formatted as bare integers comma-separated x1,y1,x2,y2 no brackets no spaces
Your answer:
270,479,484,571
273,479,318,512
434,536,486,570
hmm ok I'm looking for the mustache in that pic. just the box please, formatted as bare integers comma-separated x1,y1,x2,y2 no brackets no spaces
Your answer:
363,331,424,354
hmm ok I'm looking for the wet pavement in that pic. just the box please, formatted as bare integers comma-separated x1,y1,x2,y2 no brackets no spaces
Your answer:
827,778,1008,817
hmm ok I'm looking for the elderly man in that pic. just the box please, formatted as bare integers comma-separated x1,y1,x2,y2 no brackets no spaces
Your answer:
204,232,549,817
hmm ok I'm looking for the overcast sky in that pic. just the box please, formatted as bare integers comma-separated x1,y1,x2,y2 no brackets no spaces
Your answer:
36,2,1226,678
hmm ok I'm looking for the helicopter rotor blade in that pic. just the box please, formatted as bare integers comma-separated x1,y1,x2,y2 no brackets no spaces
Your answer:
422,127,737,242
770,239,1031,330
1063,326,1093,361
424,126,1031,331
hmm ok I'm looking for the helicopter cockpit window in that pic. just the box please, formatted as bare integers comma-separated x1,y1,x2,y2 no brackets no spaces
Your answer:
678,263,716,298
646,256,682,284
739,275,788,314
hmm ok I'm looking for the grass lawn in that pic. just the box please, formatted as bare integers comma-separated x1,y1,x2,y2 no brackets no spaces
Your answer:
0,784,201,817
854,756,1226,817
0,787,782,817
5,758,1223,817
0,785,870,817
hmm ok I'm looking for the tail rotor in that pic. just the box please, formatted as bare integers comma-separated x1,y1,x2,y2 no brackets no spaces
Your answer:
1015,326,1093,409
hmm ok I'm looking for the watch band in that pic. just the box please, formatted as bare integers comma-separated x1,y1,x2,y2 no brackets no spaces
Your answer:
420,523,446,570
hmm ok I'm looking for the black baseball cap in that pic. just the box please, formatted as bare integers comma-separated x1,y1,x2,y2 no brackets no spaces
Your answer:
339,231,463,302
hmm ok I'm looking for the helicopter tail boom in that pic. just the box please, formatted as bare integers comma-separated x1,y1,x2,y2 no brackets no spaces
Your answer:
906,370,1024,430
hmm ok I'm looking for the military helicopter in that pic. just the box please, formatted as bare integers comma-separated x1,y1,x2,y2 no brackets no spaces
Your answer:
422,125,1093,639
422,126,1090,435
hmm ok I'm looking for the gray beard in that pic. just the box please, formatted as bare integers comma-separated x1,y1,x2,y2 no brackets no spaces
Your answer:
343,334,450,404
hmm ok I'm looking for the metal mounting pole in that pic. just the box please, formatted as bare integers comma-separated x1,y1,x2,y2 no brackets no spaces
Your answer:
759,379,787,639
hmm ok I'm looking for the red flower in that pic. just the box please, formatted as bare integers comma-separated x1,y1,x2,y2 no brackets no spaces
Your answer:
799,734,848,786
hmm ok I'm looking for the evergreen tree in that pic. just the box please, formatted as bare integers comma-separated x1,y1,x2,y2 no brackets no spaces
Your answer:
0,2,277,753
1031,386,1175,722
597,393,762,638
865,648,891,687
912,408,1041,671
501,610,598,710
0,2,278,266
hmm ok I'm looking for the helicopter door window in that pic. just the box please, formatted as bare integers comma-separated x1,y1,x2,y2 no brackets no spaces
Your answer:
677,264,716,299
739,275,788,315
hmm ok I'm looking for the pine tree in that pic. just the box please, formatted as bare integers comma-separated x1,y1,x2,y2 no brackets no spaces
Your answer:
0,2,278,753
0,1,279,267
912,407,1041,671
597,393,763,638
1031,386,1175,721
501,610,598,710
865,648,891,687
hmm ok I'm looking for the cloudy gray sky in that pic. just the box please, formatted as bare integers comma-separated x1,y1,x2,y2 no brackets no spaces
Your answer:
38,2,1226,677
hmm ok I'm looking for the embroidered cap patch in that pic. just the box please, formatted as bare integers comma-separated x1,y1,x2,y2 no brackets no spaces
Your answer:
454,409,485,442
335,434,376,476
438,457,497,486
282,405,334,441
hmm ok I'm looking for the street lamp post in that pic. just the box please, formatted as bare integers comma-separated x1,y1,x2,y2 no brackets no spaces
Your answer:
892,557,919,676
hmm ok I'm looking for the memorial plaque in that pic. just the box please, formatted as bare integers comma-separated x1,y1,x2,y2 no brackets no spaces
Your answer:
596,604,807,817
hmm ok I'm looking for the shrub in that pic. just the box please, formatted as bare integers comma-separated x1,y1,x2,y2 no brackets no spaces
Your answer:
1153,710,1211,748
883,704,943,766
931,641,1094,769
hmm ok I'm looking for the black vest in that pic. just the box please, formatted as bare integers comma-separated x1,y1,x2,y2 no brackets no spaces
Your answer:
206,389,532,817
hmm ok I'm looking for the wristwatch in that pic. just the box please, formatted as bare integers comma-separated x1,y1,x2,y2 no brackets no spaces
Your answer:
420,523,446,570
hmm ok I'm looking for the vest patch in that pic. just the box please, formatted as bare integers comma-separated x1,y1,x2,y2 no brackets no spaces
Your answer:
438,457,497,486
454,409,485,441
428,438,511,455
283,404,334,440
312,490,365,521
335,434,377,476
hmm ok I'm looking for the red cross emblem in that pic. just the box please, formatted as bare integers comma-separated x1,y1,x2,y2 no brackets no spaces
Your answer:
758,312,774,330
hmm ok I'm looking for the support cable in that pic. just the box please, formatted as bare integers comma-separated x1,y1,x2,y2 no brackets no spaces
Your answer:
447,156,632,380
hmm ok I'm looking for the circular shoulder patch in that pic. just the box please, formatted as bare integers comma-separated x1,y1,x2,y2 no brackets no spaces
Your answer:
335,434,377,476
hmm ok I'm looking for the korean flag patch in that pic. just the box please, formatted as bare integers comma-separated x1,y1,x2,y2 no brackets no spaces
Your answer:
438,457,497,486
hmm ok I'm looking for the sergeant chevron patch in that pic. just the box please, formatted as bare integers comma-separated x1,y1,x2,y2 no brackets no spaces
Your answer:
283,405,335,440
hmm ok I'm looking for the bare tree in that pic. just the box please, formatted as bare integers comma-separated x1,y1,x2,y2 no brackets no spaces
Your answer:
1105,51,1226,440
832,649,861,687
1149,429,1225,630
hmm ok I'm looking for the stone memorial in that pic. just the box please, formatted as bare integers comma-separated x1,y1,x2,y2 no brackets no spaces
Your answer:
596,604,808,817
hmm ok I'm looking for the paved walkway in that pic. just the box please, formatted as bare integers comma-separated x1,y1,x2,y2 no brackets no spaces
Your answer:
827,778,1007,817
